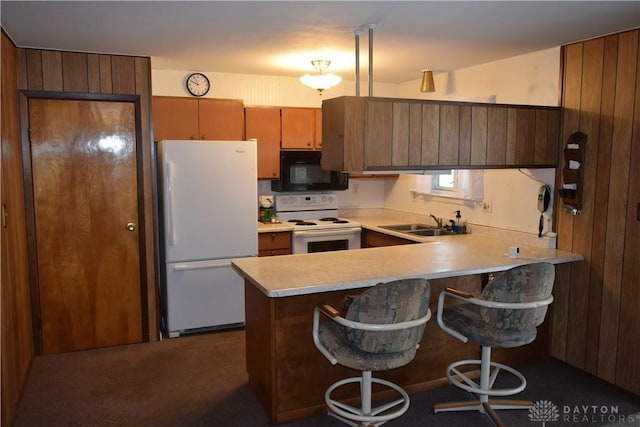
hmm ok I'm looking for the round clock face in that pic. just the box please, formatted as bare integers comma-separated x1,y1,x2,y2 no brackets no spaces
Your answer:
186,72,210,97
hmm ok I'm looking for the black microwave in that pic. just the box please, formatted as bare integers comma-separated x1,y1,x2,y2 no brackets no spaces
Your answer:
271,151,348,192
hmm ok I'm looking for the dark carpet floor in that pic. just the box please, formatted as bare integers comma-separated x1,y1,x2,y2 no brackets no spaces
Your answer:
13,329,640,427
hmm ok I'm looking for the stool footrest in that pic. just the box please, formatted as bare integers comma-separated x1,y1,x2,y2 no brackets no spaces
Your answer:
434,399,533,412
326,375,410,426
446,359,527,397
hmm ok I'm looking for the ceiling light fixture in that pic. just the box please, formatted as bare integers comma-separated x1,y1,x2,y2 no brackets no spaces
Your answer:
300,60,341,95
420,69,435,93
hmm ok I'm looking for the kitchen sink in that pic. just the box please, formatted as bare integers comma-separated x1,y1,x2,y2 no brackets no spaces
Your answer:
379,223,465,237
406,228,457,236
379,223,437,232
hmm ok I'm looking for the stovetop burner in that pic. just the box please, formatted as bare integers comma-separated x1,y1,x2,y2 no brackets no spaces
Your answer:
274,194,360,231
288,220,317,226
319,217,350,224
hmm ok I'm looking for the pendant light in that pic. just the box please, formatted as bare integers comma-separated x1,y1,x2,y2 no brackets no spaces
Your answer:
300,60,342,95
420,69,435,93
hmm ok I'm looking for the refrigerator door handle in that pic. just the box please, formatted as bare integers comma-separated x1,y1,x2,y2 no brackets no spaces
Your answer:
172,260,233,271
166,160,176,246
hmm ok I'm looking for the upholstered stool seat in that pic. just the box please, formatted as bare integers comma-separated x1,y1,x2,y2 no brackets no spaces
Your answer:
441,304,537,348
434,262,555,427
313,278,431,426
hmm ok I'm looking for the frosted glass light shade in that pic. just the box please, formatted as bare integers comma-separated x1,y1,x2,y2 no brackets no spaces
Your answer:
299,73,342,92
300,59,342,94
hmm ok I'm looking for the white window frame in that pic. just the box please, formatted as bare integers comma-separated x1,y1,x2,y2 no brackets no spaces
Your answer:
431,170,457,194
410,170,484,202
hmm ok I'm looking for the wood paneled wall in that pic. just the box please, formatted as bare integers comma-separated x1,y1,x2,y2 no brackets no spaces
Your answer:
552,29,640,395
2,35,159,425
1,30,34,427
15,47,159,344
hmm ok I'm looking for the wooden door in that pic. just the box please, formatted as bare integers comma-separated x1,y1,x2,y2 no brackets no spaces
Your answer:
245,107,281,179
152,96,198,141
29,98,143,354
198,98,244,140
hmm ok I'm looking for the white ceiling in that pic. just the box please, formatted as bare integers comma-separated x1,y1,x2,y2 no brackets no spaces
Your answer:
2,1,639,84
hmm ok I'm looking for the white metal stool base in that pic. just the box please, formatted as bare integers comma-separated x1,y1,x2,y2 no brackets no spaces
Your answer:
325,371,410,427
434,348,531,427
443,358,527,398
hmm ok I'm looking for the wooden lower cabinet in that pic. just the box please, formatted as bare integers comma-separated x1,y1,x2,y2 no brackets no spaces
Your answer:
362,229,416,247
258,231,292,257
243,278,478,423
244,273,550,424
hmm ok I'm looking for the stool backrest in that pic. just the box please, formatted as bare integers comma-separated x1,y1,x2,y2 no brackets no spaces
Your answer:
480,263,555,331
345,278,430,354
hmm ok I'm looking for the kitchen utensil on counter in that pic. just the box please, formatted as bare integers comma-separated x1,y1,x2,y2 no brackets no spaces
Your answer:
259,195,275,223
537,185,551,237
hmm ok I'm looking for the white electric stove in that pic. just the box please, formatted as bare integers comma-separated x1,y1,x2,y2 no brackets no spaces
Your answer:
274,194,361,253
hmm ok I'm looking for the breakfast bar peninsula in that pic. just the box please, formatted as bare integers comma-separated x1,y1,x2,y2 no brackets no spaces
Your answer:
231,233,583,423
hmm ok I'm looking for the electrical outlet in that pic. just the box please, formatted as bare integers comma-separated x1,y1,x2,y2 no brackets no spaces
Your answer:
481,200,493,213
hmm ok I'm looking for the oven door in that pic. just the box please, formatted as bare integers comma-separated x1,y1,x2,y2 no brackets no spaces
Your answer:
292,227,362,254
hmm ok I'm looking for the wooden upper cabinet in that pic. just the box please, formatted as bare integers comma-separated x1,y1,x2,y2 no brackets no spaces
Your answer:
152,96,199,141
321,96,560,172
438,104,460,166
245,107,281,179
281,107,319,150
198,98,244,140
314,109,322,149
152,96,244,142
365,101,393,167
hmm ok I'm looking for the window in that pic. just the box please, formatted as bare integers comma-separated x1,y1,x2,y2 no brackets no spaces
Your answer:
410,170,484,201
432,170,456,192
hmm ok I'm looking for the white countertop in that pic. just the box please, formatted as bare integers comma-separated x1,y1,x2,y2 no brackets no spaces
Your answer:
257,221,294,233
232,230,583,297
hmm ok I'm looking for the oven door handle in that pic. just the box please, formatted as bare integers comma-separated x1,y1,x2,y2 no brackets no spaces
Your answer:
294,227,361,237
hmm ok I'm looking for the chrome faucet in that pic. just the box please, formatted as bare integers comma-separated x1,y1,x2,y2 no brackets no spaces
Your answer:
429,214,443,229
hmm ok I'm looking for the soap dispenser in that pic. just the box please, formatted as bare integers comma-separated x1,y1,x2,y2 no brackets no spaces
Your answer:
452,210,463,233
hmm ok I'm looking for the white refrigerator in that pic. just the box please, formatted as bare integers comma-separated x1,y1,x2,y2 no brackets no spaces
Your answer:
157,140,257,337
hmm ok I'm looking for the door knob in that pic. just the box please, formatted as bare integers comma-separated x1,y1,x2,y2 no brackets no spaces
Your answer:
126,222,136,231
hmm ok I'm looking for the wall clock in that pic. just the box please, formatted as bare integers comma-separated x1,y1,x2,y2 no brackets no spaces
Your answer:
186,72,210,97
